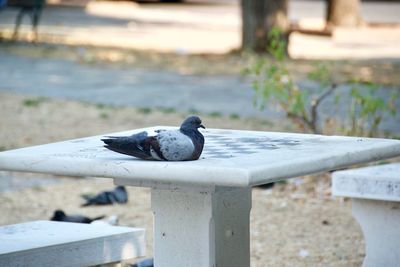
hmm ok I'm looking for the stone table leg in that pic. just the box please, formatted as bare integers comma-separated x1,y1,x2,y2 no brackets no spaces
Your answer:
352,198,400,267
151,186,252,267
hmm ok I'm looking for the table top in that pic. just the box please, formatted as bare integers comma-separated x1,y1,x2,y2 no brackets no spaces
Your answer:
0,127,399,187
0,220,143,254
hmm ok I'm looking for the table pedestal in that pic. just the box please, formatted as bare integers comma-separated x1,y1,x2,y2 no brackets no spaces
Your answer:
151,186,252,267
352,199,400,267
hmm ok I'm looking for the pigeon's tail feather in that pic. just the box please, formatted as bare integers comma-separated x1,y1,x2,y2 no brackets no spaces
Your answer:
103,144,151,159
81,198,105,207
81,198,97,207
101,137,121,145
102,132,152,159
92,215,106,221
81,195,92,201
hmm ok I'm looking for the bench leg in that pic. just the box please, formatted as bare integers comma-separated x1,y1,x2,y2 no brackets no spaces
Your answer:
151,186,252,267
352,199,400,267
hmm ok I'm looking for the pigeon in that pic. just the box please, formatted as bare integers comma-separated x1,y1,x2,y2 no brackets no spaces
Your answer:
50,210,105,224
102,115,205,161
131,258,154,267
81,186,128,207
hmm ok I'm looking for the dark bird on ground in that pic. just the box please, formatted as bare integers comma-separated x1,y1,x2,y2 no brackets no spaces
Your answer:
50,210,105,224
102,116,205,161
81,186,128,207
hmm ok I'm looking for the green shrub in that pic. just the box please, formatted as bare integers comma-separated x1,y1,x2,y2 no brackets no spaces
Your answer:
246,28,398,137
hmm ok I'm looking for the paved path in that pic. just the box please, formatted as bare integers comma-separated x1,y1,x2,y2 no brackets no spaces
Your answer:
1,52,399,134
0,52,279,118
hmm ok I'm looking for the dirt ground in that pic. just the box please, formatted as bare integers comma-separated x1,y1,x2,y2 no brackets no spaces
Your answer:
0,91,369,266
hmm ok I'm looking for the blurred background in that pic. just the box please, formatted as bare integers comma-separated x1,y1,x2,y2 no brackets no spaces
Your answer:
0,0,399,266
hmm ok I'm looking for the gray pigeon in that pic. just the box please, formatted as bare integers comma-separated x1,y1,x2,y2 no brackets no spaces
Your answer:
102,116,205,161
81,186,128,207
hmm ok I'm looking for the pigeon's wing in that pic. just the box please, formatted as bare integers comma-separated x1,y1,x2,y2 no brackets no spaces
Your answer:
156,130,195,161
66,215,92,224
102,131,152,159
81,192,111,206
69,215,105,224
90,215,106,222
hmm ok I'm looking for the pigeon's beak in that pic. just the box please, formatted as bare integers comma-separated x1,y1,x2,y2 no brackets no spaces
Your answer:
199,124,205,129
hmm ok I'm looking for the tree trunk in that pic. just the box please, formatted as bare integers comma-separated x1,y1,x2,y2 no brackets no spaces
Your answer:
326,0,362,27
241,0,289,53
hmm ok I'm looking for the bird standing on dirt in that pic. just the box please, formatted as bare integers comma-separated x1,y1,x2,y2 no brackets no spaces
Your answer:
102,116,205,161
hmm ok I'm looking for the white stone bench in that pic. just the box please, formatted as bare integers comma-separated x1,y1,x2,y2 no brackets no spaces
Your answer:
332,163,400,267
0,220,146,267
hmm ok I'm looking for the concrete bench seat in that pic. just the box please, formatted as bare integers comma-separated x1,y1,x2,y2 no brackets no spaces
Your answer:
0,220,145,267
332,163,400,267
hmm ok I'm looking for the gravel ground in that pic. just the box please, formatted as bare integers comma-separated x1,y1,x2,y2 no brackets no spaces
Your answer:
0,91,366,266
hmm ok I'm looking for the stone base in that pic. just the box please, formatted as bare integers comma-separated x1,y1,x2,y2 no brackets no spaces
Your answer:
352,199,400,267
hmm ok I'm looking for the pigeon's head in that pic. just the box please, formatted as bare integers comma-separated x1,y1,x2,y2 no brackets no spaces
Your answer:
116,186,126,192
52,210,66,220
180,116,205,131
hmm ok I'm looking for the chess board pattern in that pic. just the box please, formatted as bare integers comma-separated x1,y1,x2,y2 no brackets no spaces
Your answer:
202,132,301,159
52,130,301,161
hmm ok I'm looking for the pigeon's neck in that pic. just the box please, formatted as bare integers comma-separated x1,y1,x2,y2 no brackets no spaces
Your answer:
180,127,204,144
180,127,200,136
180,127,205,160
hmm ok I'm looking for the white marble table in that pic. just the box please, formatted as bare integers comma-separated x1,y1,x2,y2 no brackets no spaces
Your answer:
1,127,400,267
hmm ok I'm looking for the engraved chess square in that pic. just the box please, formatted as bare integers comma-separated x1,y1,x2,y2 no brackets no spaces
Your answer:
202,132,301,159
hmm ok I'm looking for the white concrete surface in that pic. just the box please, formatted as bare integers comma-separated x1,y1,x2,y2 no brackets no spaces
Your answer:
353,199,400,267
332,163,400,267
1,128,400,267
0,220,145,267
0,128,399,188
332,163,400,201
151,186,251,267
